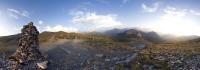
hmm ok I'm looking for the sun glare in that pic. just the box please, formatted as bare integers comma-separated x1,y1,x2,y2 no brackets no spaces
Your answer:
145,15,200,36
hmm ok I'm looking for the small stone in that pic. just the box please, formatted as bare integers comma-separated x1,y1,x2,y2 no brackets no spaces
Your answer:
105,59,110,62
112,57,120,61
19,59,23,63
96,54,103,57
37,61,48,69
78,53,81,57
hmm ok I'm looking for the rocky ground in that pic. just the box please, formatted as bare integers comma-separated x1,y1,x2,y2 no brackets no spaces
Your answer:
0,39,146,70
0,22,147,70
134,42,200,70
41,39,145,70
1,39,200,70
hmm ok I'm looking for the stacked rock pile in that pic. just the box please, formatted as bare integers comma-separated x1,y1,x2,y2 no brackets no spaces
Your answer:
7,22,48,70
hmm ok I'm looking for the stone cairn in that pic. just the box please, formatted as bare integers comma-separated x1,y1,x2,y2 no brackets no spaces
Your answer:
8,22,48,69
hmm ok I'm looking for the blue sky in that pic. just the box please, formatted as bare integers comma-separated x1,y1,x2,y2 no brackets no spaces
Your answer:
0,0,200,36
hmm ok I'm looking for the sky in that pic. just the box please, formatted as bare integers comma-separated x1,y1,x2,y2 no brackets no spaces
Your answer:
0,0,200,36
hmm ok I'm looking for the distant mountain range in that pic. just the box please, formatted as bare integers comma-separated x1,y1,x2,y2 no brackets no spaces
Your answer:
104,28,200,42
104,28,163,42
0,28,199,46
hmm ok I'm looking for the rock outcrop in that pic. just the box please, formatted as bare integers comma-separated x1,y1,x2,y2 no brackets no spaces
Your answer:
8,22,48,69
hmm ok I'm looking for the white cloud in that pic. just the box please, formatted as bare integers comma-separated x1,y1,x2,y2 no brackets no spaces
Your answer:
38,20,44,25
8,12,19,19
44,25,78,32
122,0,129,4
143,7,200,36
72,11,125,31
7,8,30,19
142,2,160,13
162,7,187,20
190,10,200,16
21,10,29,17
120,0,129,7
